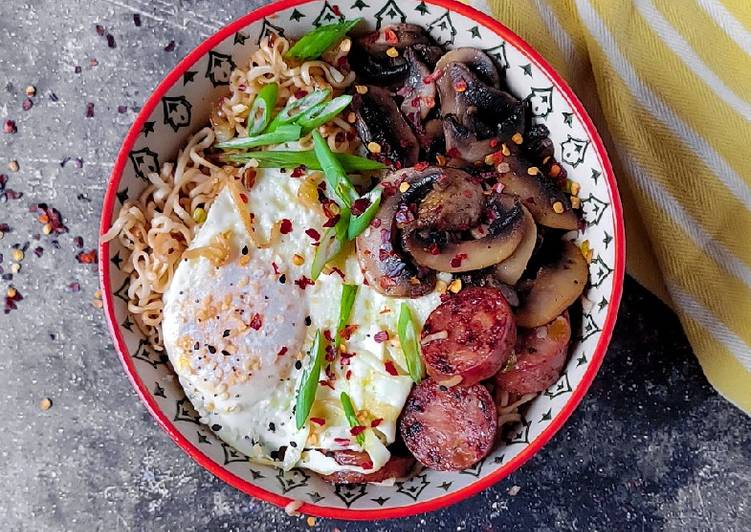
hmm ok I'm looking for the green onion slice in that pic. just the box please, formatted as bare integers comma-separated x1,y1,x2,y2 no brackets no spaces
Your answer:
298,95,353,133
397,303,424,384
286,18,362,61
294,329,325,430
266,89,331,132
312,130,357,208
335,284,358,349
215,124,301,150
340,391,365,446
310,207,350,281
220,150,385,172
247,82,279,135
347,186,382,240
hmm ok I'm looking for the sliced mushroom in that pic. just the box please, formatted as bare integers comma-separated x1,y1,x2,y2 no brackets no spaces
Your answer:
496,154,578,230
515,240,588,328
413,172,484,231
399,47,437,129
355,169,436,297
494,203,537,285
352,85,419,169
404,193,526,273
350,24,441,85
435,47,501,88
436,62,525,162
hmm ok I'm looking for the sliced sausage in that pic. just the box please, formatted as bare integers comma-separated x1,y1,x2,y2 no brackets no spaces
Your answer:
420,287,516,386
320,454,415,484
495,312,570,396
399,379,497,471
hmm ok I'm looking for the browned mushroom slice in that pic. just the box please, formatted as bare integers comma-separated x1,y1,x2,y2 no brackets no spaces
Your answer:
413,171,484,231
515,240,588,328
496,155,578,230
355,169,437,297
436,62,525,162
399,47,437,129
358,23,434,54
494,203,537,285
435,47,501,88
352,85,419,169
403,194,526,273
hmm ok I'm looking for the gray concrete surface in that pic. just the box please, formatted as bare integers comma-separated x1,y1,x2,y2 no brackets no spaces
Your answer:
0,1,749,531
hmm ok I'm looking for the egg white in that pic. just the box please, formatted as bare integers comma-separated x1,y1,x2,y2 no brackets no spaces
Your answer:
163,164,442,475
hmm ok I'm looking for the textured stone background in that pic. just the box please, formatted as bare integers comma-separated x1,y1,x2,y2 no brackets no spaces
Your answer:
1,1,749,531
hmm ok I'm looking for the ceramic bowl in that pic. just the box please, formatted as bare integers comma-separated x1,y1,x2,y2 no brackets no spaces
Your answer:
99,0,625,520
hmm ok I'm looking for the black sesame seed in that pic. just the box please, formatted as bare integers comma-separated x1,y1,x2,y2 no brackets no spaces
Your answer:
211,424,222,431
221,350,231,357
268,422,276,432
193,342,199,350
208,345,216,354
294,360,302,370
289,441,297,448
223,329,230,337
241,245,248,255
279,274,286,284
439,385,448,392
304,316,311,326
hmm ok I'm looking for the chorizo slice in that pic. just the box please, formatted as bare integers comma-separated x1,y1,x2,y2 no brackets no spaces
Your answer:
496,313,570,396
399,379,497,471
320,454,415,484
421,287,516,386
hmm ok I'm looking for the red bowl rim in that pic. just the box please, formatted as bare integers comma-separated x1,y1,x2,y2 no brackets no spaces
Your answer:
98,0,626,521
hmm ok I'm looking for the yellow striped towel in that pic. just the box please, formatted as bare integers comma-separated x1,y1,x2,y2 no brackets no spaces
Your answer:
472,0,751,413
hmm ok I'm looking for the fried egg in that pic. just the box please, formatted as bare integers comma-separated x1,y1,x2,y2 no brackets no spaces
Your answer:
163,165,441,475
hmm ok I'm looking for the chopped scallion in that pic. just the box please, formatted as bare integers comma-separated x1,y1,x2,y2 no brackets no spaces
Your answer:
215,124,301,150
266,89,330,132
294,330,325,430
312,129,357,208
397,303,424,384
335,284,358,349
347,186,382,240
247,82,279,135
298,95,353,133
220,150,385,172
286,18,362,61
340,391,365,446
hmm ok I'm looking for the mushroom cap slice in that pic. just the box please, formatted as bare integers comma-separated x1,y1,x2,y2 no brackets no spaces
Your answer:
355,168,437,297
404,194,526,273
494,203,537,285
352,85,419,169
515,240,588,328
435,47,501,88
497,155,578,230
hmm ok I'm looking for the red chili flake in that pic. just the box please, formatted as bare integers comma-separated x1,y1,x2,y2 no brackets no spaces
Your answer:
383,28,398,44
85,102,95,118
423,96,436,109
370,217,382,228
106,34,116,48
4,287,23,314
117,105,127,114
450,253,468,268
447,147,461,158
276,346,288,357
294,89,308,99
337,55,349,68
330,266,346,279
350,425,366,437
133,14,142,26
345,370,352,380
272,261,280,275
414,162,429,171
319,379,335,390
428,243,441,256
73,236,84,248
4,120,17,134
239,193,248,203
279,218,292,234
290,165,306,178
67,281,81,292
74,66,82,74
410,96,421,108
423,69,444,84
379,276,396,289
384,360,398,376
332,4,342,16
454,79,467,92
374,330,389,343
323,329,333,342
76,249,97,264
95,24,106,36
0,223,10,233
334,437,351,445
249,313,263,330
22,98,33,111
310,417,326,426
33,247,43,258
294,276,314,290
351,197,371,217
378,248,392,261
381,180,397,198
164,40,176,52
340,324,358,340
322,213,340,228
489,138,500,148
304,228,321,241
394,204,415,225
371,418,383,428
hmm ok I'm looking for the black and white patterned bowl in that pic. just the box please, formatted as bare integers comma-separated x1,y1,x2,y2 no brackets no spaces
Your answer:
99,0,625,520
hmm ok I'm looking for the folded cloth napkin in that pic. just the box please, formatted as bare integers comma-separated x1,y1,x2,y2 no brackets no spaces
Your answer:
470,0,751,413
